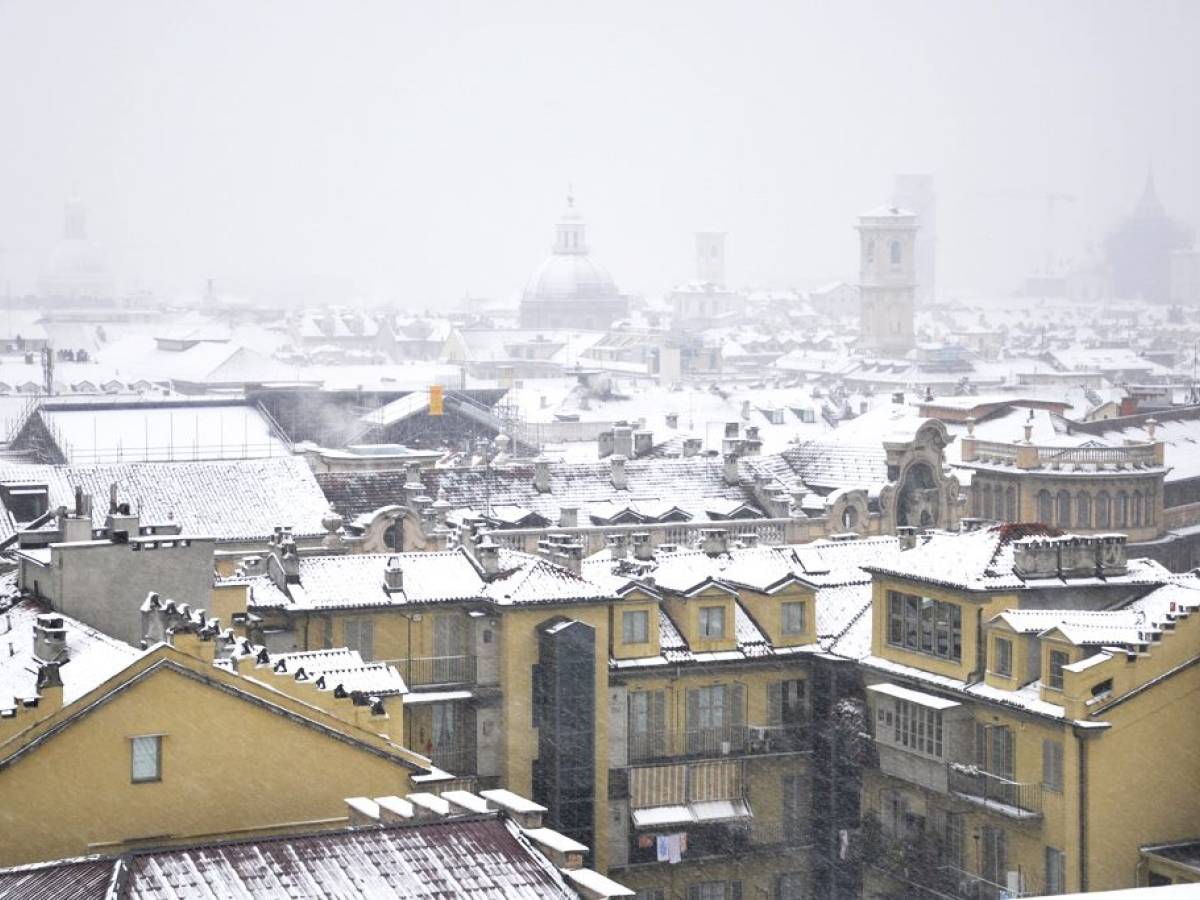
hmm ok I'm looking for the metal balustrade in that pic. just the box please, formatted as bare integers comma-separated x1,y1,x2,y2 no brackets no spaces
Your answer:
387,654,477,687
948,764,1042,818
628,723,808,763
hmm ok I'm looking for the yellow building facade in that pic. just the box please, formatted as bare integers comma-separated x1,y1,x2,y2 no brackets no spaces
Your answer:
853,526,1200,899
0,636,430,867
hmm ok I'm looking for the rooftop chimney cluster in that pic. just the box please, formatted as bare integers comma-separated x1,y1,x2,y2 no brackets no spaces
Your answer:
536,533,585,575
1012,534,1128,580
597,422,655,460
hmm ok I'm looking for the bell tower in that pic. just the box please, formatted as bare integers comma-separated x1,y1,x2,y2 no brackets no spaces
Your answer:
857,206,918,356
695,231,726,286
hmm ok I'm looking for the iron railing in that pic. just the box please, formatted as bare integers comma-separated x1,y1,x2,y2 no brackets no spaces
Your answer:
628,723,808,763
948,764,1042,818
388,654,477,687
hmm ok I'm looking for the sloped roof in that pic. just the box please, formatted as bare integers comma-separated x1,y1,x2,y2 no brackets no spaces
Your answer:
0,816,579,899
0,456,330,543
0,598,140,706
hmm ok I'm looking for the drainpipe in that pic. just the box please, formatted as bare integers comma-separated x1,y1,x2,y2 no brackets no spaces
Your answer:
1075,724,1089,893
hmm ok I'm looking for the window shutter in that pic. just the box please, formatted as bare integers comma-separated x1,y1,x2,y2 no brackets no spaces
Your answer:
729,684,745,728
768,682,782,726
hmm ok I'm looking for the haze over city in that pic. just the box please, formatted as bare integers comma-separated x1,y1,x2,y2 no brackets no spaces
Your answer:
0,0,1197,305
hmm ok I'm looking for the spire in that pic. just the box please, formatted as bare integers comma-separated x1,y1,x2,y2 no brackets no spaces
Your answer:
1134,167,1164,218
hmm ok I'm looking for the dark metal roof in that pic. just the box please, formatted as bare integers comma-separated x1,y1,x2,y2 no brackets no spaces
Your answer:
0,858,113,900
0,816,578,899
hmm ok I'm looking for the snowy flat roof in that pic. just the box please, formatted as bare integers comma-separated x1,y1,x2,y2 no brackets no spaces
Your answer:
868,681,962,711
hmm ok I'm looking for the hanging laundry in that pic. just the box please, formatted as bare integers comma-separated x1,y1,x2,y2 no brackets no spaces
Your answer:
667,832,683,864
656,835,669,862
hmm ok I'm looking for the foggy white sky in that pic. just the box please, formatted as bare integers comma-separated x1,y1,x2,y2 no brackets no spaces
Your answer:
0,0,1197,307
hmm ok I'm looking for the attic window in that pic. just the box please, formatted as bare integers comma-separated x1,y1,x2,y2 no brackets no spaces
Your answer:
1090,678,1113,698
131,735,162,783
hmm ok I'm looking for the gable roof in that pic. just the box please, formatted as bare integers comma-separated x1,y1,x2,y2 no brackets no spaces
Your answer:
0,815,580,899
0,456,330,544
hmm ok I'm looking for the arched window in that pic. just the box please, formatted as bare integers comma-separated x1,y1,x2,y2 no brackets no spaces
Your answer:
1097,492,1111,528
1006,487,1017,522
982,484,994,519
1133,491,1143,527
1056,490,1071,528
1037,489,1053,525
890,241,902,266
1116,491,1129,528
1076,493,1091,529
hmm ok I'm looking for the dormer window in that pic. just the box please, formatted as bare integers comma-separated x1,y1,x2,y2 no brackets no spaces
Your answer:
622,610,649,644
781,602,806,635
1047,649,1069,691
699,606,726,640
993,637,1013,677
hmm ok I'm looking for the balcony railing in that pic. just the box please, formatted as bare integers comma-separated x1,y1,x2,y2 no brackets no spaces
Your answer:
388,654,477,688
628,723,808,763
937,865,1042,900
429,742,477,777
948,764,1042,818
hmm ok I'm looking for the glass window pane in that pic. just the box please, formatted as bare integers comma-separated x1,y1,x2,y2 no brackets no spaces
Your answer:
132,735,160,782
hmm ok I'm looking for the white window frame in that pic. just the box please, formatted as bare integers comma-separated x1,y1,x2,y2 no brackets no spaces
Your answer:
131,734,162,783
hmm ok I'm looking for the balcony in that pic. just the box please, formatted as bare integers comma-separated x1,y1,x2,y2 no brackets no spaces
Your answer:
389,654,477,688
429,741,477,777
948,764,1042,819
937,865,1042,900
628,723,808,763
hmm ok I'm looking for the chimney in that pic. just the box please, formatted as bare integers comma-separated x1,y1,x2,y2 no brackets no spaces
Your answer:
534,457,551,493
35,662,64,712
701,528,728,556
597,430,614,459
477,537,500,575
280,536,301,582
376,795,415,824
633,430,653,458
383,556,404,593
741,400,751,421
33,615,68,664
613,425,633,459
607,533,629,560
559,505,578,528
1023,422,1033,443
896,525,918,551
345,797,381,827
610,455,627,490
1146,418,1158,440
723,452,740,486
665,412,679,429
631,531,654,561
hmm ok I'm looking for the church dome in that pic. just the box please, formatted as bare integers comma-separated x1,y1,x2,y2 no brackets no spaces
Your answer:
521,194,620,303
523,253,618,301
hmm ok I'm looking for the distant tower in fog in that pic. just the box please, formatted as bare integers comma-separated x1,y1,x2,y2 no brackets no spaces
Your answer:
695,232,726,286
857,206,918,356
891,174,936,301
